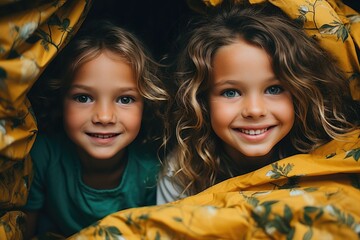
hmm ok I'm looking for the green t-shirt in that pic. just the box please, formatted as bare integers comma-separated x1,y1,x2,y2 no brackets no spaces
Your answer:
24,133,160,237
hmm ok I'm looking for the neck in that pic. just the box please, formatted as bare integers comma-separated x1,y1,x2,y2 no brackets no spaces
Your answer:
221,147,278,177
78,148,128,189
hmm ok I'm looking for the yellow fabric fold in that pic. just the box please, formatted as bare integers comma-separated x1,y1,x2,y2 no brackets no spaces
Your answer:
0,1,91,239
70,130,360,239
0,0,358,239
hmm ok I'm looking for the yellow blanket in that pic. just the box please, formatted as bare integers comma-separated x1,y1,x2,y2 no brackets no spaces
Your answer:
0,1,91,239
0,0,359,239
68,130,360,239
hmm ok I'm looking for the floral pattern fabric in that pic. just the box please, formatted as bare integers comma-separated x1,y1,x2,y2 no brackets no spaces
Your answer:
70,130,360,239
0,1,91,239
0,0,359,239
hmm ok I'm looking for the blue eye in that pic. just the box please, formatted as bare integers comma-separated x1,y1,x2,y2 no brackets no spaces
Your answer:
73,94,92,103
266,85,284,95
222,90,240,98
118,96,134,104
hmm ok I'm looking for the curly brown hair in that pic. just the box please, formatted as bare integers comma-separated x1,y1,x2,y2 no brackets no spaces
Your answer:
29,20,168,145
164,3,359,196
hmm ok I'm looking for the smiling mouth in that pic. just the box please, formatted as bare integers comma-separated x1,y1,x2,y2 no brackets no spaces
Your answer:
239,128,269,136
86,133,120,139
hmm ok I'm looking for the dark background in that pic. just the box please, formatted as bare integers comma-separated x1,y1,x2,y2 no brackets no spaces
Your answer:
83,0,196,61
28,0,360,133
83,0,360,61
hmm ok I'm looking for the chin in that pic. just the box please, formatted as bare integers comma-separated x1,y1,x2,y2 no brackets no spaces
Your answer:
241,149,273,158
88,152,118,160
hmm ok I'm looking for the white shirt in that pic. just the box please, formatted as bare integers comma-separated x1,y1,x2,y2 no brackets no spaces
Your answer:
156,151,188,204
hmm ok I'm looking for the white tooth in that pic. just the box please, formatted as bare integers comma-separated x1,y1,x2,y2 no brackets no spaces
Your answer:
240,128,270,135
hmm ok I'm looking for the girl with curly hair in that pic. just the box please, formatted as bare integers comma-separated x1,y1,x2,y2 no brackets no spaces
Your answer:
157,3,359,203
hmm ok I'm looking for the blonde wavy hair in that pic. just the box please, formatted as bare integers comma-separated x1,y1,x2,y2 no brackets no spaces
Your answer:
30,20,168,144
164,3,359,195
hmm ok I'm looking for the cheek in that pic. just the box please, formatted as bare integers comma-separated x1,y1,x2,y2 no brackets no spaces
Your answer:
63,102,82,131
124,106,143,131
276,97,295,127
209,101,234,130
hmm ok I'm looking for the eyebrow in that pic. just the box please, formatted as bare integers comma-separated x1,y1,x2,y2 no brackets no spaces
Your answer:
212,80,239,87
69,84,138,92
212,77,279,87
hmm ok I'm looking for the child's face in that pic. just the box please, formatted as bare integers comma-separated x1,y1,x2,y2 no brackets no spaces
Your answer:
208,39,294,164
63,51,143,161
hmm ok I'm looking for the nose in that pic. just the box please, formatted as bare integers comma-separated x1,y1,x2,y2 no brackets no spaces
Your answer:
241,94,267,119
92,101,116,124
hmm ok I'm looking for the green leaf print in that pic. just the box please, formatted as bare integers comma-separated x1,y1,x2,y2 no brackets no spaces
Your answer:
241,192,261,207
303,228,313,240
267,162,294,179
304,206,318,214
345,148,360,161
106,226,122,237
252,201,279,229
125,213,141,229
2,222,11,232
337,25,349,42
325,205,359,232
59,18,71,32
247,196,260,207
284,205,293,223
138,214,149,220
347,14,360,24
48,15,62,26
272,215,292,233
303,187,318,192
36,28,50,41
31,15,74,52
325,152,336,159
319,21,349,42
301,206,324,226
94,226,123,240
286,229,295,240
173,217,183,223
303,212,313,226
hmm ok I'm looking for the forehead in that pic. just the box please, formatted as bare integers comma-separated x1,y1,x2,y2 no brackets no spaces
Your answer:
71,52,137,89
211,40,273,85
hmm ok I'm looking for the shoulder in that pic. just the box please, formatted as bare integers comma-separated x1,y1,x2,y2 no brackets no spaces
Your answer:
160,147,179,175
157,167,187,204
156,147,187,204
31,132,69,152
30,133,53,162
32,132,70,148
30,132,75,167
